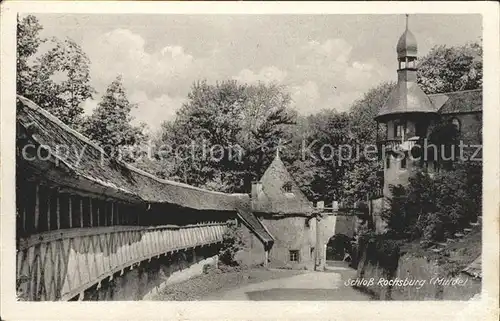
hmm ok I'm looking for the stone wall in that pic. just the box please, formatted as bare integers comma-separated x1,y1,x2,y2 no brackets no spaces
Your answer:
262,216,314,269
235,223,266,266
81,244,220,301
356,251,481,300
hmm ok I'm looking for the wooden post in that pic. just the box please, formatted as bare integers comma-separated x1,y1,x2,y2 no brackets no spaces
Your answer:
89,198,93,227
110,202,114,226
80,197,84,228
55,191,61,229
34,184,40,232
96,200,100,227
46,187,52,231
66,195,70,229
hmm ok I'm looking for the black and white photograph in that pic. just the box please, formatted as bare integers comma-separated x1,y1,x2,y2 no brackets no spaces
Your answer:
1,1,499,320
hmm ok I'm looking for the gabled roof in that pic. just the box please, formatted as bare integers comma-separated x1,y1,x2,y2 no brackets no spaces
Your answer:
252,154,314,215
429,89,482,114
16,95,244,211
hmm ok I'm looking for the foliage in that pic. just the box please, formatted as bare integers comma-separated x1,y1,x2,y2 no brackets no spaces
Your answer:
152,80,296,192
82,76,146,158
339,83,394,205
17,15,44,97
358,232,401,276
417,42,482,94
17,14,96,127
382,165,481,242
289,110,354,202
348,82,394,144
219,220,246,266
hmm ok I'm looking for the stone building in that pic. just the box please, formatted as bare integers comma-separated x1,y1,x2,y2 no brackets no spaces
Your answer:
249,152,316,269
370,16,483,279
375,17,482,197
236,152,354,270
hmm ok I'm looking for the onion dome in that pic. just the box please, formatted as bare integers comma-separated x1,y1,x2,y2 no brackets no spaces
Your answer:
397,28,418,58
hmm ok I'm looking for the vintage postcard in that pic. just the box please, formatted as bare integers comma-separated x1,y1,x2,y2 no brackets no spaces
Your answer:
1,1,499,320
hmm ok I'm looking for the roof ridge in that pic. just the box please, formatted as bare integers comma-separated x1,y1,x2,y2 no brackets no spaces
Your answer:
17,95,240,198
427,88,482,96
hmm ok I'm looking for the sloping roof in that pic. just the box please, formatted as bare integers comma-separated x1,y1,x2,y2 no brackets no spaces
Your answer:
252,154,314,215
16,95,244,211
429,89,482,114
236,199,274,245
461,255,481,279
376,80,438,120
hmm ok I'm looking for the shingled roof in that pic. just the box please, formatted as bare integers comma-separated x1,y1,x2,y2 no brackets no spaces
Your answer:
429,89,482,114
236,198,274,245
252,154,314,215
16,95,244,211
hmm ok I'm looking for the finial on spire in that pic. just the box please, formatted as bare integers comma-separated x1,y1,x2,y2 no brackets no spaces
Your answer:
405,14,409,30
276,138,282,159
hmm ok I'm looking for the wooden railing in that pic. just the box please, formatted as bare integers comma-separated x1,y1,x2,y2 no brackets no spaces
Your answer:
16,222,227,301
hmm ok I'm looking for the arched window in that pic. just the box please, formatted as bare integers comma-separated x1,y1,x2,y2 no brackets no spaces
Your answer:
451,118,461,132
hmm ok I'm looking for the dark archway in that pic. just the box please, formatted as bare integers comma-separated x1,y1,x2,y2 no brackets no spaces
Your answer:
326,234,353,261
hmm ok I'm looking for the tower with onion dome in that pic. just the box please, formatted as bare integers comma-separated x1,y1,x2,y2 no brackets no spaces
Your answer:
375,15,439,197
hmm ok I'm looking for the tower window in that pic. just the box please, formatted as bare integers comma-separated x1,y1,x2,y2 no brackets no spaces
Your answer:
401,157,407,169
289,250,300,262
282,181,293,193
451,118,461,132
386,156,391,169
394,123,405,139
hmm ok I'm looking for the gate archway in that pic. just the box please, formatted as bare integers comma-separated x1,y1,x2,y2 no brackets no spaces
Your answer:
326,234,352,261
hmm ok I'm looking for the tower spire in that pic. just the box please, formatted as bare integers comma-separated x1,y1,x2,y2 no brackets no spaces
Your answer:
405,14,409,30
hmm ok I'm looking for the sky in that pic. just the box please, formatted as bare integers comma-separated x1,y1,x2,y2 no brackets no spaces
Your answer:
32,14,482,132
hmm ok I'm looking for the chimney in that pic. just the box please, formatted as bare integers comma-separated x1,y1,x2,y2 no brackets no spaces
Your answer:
251,181,263,199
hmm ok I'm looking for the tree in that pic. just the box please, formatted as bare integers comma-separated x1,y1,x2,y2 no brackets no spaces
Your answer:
17,15,96,127
382,167,478,242
348,82,394,145
290,110,354,202
153,80,296,192
417,41,482,94
17,15,44,97
36,38,96,125
219,220,246,266
336,83,394,205
82,76,146,158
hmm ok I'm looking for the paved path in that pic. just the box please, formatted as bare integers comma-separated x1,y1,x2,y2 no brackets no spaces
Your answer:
211,262,371,301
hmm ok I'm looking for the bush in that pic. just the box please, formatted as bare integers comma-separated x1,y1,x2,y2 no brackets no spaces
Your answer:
358,232,401,277
383,165,482,242
218,219,246,266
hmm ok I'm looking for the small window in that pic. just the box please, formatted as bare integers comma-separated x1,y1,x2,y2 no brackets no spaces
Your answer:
289,250,300,262
282,181,293,193
386,156,391,169
401,157,407,169
451,118,461,132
